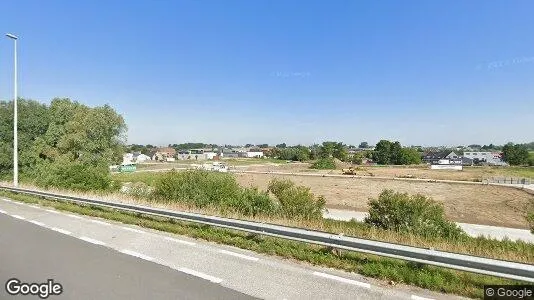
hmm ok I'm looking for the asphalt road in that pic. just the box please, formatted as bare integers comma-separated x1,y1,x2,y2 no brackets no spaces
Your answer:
0,213,255,300
0,198,465,300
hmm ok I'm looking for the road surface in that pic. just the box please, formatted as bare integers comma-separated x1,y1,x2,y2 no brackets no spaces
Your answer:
0,197,466,300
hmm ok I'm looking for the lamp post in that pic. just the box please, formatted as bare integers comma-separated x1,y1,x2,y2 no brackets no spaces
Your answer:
6,33,18,187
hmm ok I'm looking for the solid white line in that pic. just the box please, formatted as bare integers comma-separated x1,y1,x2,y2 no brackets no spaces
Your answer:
91,219,110,226
50,227,71,235
29,220,45,226
178,267,223,284
79,237,106,246
411,295,434,300
120,226,145,234
66,214,83,220
218,249,259,261
12,215,25,220
120,249,154,261
164,236,196,246
0,209,6,214
312,272,371,289
45,209,59,214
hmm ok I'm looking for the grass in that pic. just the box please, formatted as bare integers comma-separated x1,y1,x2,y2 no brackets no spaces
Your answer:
0,190,524,299
6,181,534,264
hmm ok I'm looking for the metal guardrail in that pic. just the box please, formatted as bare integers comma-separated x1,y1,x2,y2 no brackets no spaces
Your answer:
1,185,533,283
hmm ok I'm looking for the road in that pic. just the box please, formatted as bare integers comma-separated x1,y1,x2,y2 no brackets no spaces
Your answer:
0,213,254,300
323,209,534,243
0,198,465,300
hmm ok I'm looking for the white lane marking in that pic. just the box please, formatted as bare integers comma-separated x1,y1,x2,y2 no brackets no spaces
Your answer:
50,227,71,235
66,214,83,220
218,249,259,261
178,267,223,284
2,199,13,202
312,271,371,289
80,237,106,246
0,209,6,214
12,201,23,205
45,209,59,214
12,215,25,220
29,220,45,226
120,249,154,261
120,226,145,234
29,205,39,209
91,219,110,226
411,296,434,300
164,236,196,246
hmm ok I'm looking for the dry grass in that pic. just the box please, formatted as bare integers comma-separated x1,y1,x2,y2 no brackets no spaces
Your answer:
5,181,534,264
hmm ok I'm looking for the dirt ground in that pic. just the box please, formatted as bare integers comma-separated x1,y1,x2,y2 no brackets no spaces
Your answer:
234,172,534,229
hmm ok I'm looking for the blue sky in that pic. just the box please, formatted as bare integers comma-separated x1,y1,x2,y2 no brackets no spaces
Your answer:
0,0,533,147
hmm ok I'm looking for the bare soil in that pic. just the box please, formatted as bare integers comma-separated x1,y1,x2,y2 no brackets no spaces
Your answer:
234,172,534,229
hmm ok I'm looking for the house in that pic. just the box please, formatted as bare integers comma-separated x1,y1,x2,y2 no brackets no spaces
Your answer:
122,153,134,165
152,147,177,161
422,151,460,165
135,154,151,162
245,149,264,158
177,149,217,160
463,152,507,166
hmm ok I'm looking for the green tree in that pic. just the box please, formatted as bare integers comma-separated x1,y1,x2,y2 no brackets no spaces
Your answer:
0,97,127,190
502,143,529,165
398,148,422,165
358,142,368,149
372,140,392,164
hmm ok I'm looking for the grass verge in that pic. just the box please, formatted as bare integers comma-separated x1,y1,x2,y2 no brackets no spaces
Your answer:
0,190,526,299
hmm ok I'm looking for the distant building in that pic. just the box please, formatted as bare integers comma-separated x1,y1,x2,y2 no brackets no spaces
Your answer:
463,152,507,166
422,151,460,165
152,147,177,161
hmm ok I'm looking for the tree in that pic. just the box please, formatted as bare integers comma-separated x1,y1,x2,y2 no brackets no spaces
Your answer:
358,142,369,149
350,152,364,164
398,148,422,165
502,143,529,165
372,140,392,164
390,141,403,165
0,98,126,190
276,143,287,148
319,141,347,161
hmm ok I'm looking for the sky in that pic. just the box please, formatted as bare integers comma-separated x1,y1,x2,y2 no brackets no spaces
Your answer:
0,0,533,147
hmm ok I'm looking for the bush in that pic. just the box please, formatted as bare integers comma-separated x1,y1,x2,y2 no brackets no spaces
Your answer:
152,170,276,216
365,190,465,239
311,158,336,170
32,162,113,191
527,212,534,234
268,179,326,220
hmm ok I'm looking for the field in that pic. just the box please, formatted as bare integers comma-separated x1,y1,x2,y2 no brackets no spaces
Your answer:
115,161,534,229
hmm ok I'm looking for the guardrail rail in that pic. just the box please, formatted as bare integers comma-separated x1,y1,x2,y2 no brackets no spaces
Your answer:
1,185,533,283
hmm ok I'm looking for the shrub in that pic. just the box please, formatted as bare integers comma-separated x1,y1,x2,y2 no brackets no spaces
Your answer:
152,170,276,216
311,158,336,170
268,179,326,220
527,212,534,234
33,161,113,191
365,189,465,239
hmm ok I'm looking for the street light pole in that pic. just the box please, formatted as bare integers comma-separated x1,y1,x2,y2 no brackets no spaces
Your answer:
6,33,18,187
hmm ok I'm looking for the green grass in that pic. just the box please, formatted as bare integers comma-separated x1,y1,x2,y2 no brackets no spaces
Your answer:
0,190,523,299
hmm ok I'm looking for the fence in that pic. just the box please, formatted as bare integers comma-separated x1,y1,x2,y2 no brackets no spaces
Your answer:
484,177,532,185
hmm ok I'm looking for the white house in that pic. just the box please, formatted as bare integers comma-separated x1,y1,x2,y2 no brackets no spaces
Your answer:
122,153,134,165
135,154,151,162
245,151,264,158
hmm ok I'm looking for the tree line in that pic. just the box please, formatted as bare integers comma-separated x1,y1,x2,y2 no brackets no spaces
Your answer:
0,98,126,190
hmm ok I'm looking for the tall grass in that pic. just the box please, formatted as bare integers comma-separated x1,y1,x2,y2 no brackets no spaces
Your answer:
150,170,325,219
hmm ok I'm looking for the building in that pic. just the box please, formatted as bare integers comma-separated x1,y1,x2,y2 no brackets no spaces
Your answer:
135,154,151,162
422,151,461,165
152,147,177,161
177,149,217,160
244,148,264,158
463,152,507,166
